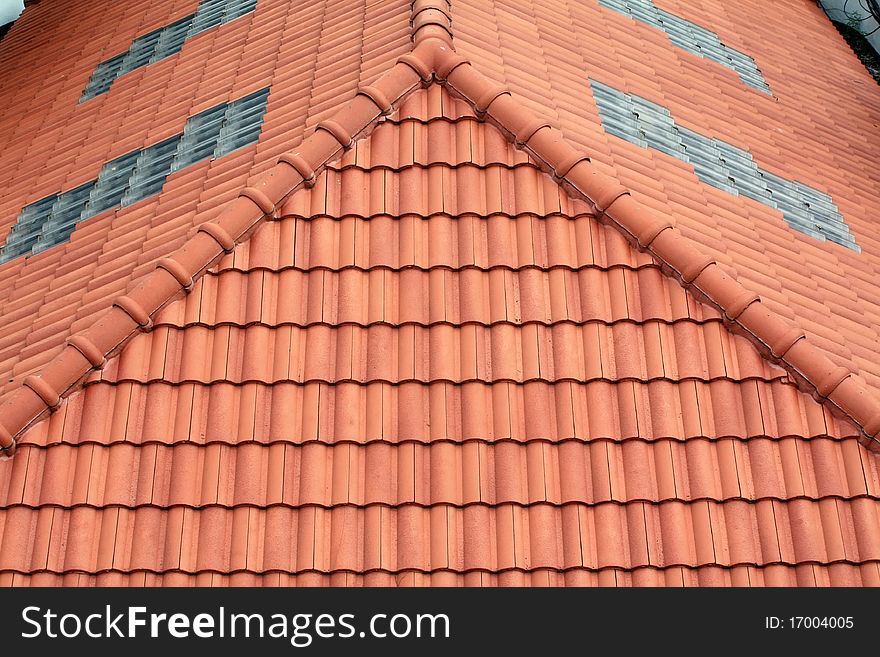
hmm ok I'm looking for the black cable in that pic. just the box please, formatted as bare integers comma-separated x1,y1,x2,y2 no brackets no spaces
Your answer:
827,0,880,35
857,0,880,35
823,2,880,83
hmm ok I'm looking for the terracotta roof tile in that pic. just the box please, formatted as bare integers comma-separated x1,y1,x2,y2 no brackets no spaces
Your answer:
0,0,879,585
459,0,880,387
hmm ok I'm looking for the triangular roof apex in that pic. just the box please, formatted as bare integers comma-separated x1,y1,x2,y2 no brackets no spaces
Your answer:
2,1,879,457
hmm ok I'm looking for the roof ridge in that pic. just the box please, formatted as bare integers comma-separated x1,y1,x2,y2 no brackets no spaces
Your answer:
0,2,455,458
2,1,879,458
430,48,880,451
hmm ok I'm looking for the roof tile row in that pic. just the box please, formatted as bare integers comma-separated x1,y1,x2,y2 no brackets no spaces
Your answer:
5,563,879,587
148,266,721,326
16,379,852,447
1,499,878,573
93,322,781,385
3,435,878,508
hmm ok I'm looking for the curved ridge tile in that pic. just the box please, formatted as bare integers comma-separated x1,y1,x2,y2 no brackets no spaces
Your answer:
440,57,880,451
0,39,435,452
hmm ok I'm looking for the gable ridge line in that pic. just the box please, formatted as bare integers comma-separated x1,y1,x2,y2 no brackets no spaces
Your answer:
434,55,880,451
0,8,452,457
1,2,878,458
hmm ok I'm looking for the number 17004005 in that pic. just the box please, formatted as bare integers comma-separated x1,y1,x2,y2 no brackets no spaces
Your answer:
765,617,854,630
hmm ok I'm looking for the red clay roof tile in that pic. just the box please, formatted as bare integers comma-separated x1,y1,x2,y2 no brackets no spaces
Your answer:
1,0,879,585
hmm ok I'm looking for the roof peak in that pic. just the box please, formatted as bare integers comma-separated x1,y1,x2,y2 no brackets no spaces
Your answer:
2,2,879,457
411,0,453,46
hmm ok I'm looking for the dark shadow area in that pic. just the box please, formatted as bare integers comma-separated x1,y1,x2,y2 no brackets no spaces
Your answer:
833,20,880,84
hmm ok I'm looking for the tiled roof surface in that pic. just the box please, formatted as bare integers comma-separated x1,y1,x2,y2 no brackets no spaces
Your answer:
1,0,880,586
0,0,411,402
454,0,880,388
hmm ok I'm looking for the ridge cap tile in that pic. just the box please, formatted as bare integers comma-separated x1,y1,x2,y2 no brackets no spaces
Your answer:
0,15,428,451
441,57,880,451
